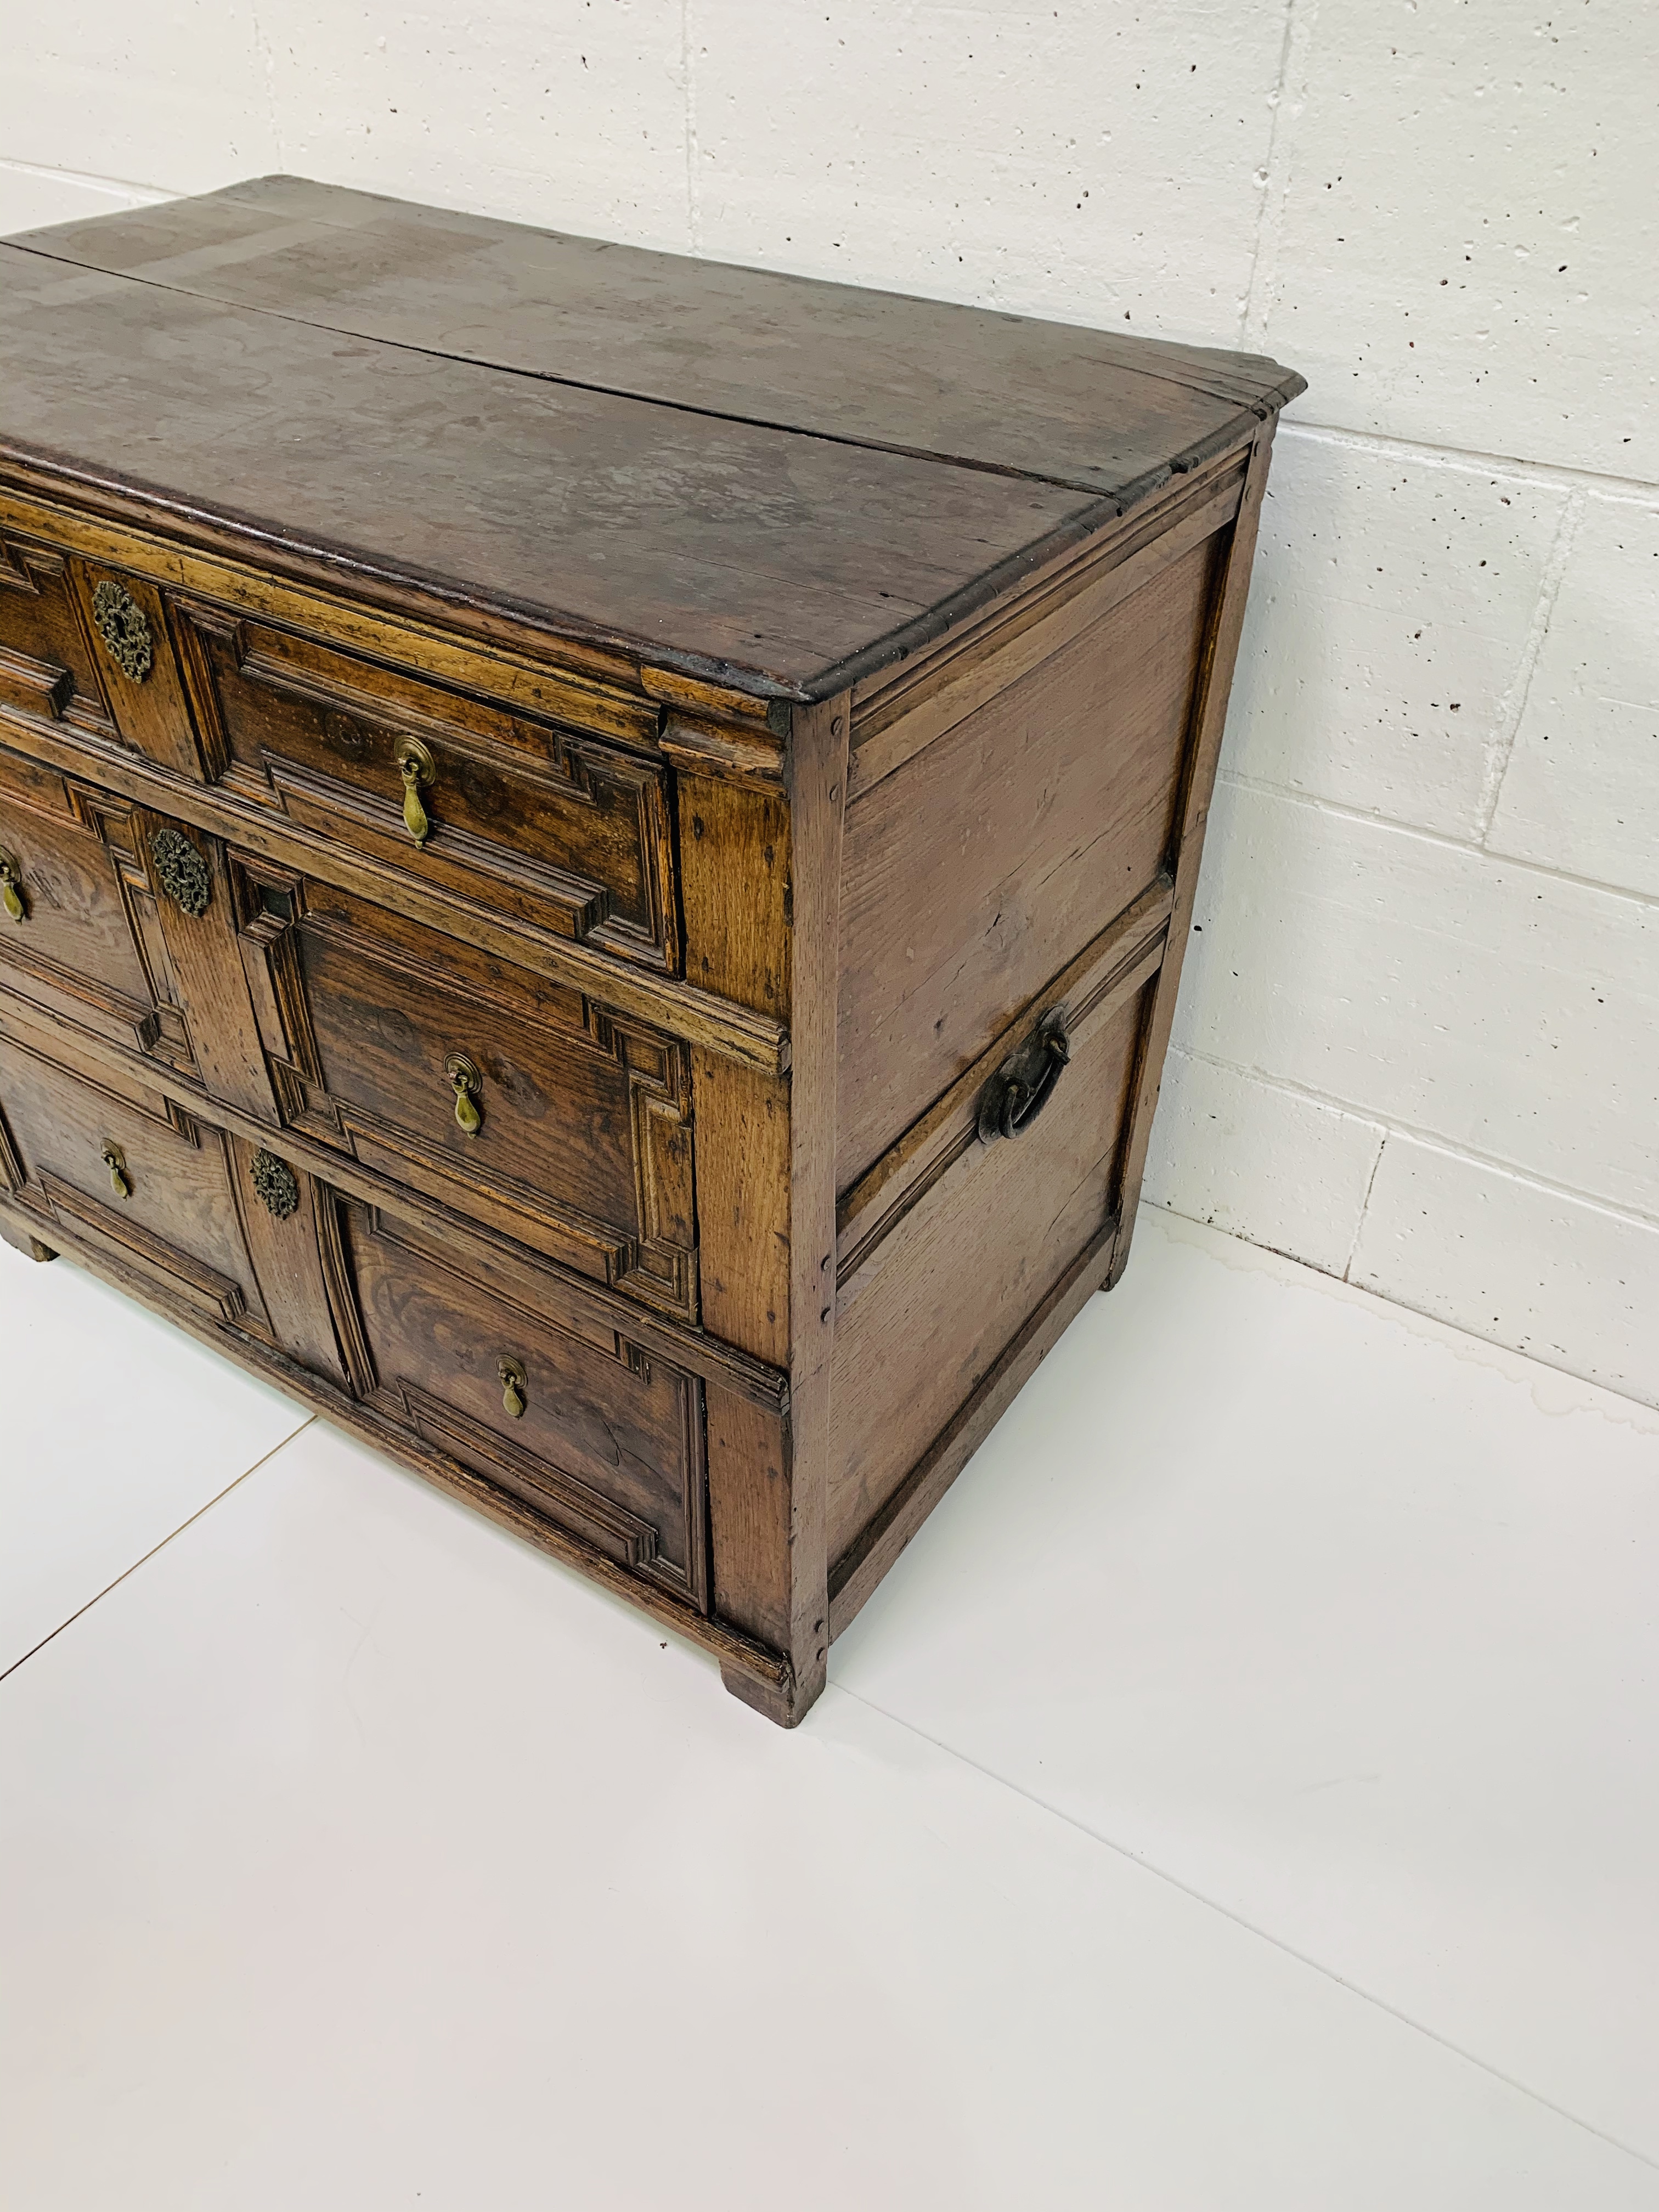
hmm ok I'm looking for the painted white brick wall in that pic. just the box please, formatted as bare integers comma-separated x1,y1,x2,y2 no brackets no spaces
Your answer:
3,1,1655,1404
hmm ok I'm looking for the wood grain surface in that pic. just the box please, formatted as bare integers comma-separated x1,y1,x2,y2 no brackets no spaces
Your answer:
836,528,1220,1189
2,178,1303,697
0,244,1097,698
828,981,1148,1564
13,176,1305,498
342,1194,708,1606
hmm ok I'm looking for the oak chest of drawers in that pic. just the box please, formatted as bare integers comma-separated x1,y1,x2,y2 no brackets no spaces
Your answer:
0,177,1302,1724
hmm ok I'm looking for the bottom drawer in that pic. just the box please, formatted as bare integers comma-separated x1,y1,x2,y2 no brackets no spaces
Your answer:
0,1019,712,1620
332,1198,709,1612
0,1028,270,1331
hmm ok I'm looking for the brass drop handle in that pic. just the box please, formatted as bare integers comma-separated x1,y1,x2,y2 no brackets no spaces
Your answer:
100,1142,132,1200
396,737,435,849
498,1357,527,1420
0,851,24,924
445,1052,483,1136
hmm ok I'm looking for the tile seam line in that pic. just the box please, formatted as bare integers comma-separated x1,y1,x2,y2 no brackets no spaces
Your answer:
0,239,1269,498
1217,769,1659,913
1283,415,1659,499
0,1417,315,1688
1168,1045,1659,1235
831,1683,1659,2175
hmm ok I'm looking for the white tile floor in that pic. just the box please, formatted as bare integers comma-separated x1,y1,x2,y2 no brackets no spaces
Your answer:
3,1209,1656,2210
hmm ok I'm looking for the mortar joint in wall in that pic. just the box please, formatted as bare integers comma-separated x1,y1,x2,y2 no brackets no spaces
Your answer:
1343,1128,1389,1283
1475,487,1589,842
1241,0,1319,349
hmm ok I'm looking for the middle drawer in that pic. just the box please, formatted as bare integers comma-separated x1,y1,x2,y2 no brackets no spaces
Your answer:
230,855,699,1321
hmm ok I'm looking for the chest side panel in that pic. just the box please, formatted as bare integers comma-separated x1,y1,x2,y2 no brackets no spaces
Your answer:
828,932,1156,1570
837,520,1225,1193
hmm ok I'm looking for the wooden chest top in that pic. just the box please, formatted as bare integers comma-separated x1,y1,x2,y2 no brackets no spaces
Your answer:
0,174,1302,698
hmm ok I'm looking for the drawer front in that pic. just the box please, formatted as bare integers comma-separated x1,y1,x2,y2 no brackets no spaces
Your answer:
177,606,678,970
0,746,191,1070
0,534,117,739
332,1197,708,1608
232,862,698,1319
0,754,281,1123
0,1029,269,1331
0,531,210,779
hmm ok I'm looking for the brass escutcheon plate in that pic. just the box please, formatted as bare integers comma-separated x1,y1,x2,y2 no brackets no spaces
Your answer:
250,1148,301,1220
149,824,212,919
90,578,153,682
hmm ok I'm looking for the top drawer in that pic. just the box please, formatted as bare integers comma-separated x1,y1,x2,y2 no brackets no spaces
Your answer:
0,520,679,977
0,538,207,780
177,609,679,972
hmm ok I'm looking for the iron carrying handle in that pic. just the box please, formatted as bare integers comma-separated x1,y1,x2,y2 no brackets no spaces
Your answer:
976,1012,1071,1144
